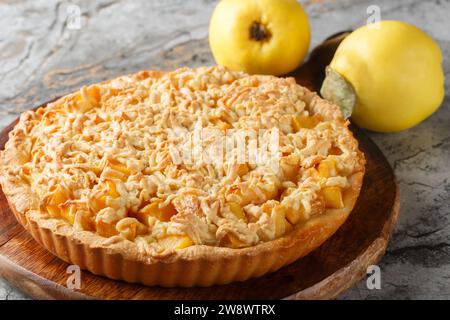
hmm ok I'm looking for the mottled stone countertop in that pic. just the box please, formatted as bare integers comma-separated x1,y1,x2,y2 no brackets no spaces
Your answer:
0,0,448,300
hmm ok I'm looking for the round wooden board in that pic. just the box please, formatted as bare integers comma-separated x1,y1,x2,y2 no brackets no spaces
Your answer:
0,32,400,300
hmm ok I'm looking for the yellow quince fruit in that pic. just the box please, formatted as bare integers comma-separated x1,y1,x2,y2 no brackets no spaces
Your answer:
209,0,310,75
321,21,445,132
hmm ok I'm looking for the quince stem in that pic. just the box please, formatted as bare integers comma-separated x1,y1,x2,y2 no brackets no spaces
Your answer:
320,66,356,119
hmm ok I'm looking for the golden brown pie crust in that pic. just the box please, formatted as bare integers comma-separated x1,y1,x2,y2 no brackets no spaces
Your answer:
0,67,365,287
6,171,362,287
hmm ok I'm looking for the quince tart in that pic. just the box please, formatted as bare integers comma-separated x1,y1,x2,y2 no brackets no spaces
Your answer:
0,66,365,287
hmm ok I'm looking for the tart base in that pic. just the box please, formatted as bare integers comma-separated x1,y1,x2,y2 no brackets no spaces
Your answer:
6,171,364,287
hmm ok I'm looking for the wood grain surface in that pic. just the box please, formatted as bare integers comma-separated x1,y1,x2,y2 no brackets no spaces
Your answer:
0,32,400,300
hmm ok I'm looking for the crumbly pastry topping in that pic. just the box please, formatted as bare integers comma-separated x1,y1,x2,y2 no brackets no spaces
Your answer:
0,66,364,252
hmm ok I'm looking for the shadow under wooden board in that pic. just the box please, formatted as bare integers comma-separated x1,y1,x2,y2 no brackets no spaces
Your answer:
0,32,400,300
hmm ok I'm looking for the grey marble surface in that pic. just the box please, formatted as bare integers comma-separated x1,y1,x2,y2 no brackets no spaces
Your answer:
0,0,448,300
